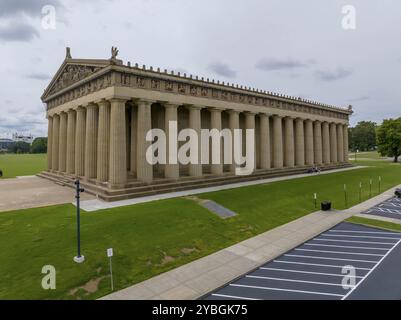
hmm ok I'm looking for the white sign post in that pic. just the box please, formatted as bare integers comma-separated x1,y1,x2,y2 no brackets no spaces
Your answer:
107,248,114,291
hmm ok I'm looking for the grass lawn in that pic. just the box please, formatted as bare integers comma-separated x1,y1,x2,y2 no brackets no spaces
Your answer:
0,153,47,178
0,157,400,299
347,216,401,232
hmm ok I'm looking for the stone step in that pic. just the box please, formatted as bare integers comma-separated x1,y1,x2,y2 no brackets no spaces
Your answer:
38,163,352,202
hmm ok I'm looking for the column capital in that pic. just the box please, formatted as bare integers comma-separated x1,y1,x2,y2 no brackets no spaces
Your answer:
108,97,130,106
135,98,154,106
164,102,180,109
295,117,305,122
95,99,110,107
208,107,224,112
314,119,322,124
185,104,203,111
67,108,76,114
227,109,240,115
244,110,257,115
272,114,283,119
258,112,271,117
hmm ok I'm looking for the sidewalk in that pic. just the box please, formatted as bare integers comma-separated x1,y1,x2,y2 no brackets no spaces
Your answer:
82,166,366,212
101,183,400,300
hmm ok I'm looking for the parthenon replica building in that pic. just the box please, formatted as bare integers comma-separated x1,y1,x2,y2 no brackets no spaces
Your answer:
40,48,353,201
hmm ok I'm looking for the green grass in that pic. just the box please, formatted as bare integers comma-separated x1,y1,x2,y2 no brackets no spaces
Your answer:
0,153,47,178
347,216,401,232
0,158,400,299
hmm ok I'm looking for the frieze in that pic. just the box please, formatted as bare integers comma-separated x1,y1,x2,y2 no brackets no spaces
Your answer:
45,69,350,121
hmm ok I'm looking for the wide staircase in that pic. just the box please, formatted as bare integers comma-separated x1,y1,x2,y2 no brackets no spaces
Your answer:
38,163,352,202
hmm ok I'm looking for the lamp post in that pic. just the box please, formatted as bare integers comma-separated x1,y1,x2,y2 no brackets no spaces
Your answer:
73,179,85,263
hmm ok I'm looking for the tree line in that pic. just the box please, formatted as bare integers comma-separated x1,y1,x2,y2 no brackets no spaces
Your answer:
1,137,47,154
349,118,401,162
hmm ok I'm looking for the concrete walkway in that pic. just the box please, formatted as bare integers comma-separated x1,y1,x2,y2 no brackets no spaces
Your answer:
0,176,94,212
101,183,400,300
82,166,366,212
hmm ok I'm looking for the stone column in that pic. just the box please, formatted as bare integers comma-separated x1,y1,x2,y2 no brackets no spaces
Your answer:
136,99,153,183
84,103,98,180
228,110,240,173
245,112,256,171
47,116,53,170
343,125,349,162
66,109,76,174
58,112,68,173
284,117,295,167
97,100,110,183
313,121,323,165
75,107,86,177
259,113,271,170
322,121,330,165
337,124,344,163
52,114,60,171
330,122,338,163
273,115,283,168
209,108,224,175
295,118,305,166
109,99,128,186
304,119,314,166
164,103,179,179
130,105,137,176
188,105,202,177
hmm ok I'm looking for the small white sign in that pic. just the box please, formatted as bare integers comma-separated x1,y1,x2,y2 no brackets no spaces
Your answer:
107,248,113,257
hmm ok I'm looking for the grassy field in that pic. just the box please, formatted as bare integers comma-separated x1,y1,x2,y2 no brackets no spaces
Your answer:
0,153,47,178
347,216,401,232
0,155,400,299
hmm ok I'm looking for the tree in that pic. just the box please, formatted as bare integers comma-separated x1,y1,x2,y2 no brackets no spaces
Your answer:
31,137,47,154
376,118,401,162
9,141,30,154
348,121,377,152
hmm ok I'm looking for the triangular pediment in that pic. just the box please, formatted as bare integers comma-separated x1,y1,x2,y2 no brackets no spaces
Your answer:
42,58,112,100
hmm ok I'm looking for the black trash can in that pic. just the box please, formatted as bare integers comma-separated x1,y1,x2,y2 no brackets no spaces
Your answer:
321,201,332,211
395,189,401,198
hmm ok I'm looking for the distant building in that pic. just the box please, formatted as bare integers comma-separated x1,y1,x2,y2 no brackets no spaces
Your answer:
12,133,34,145
0,138,14,151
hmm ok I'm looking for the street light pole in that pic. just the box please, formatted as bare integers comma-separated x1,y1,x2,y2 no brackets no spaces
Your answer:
74,179,85,264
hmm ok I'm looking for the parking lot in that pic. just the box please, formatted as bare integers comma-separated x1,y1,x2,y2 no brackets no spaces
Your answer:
362,196,401,220
204,222,401,300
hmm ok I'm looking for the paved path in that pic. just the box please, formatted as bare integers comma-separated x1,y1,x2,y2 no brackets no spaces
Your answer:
0,176,94,212
101,183,400,300
82,166,367,212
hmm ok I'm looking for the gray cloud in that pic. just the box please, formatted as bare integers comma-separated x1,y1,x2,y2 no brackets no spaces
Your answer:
0,0,61,18
26,73,51,80
0,22,39,42
315,67,353,81
255,58,314,71
208,62,236,78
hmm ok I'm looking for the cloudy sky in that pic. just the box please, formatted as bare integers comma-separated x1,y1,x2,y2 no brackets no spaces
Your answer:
0,0,400,137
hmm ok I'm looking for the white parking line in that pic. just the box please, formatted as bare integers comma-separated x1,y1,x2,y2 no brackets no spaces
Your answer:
329,230,401,235
295,248,384,257
320,234,401,240
246,275,355,287
303,243,389,251
259,267,364,278
284,254,378,264
272,260,371,270
342,238,401,300
229,284,344,297
211,293,260,300
312,238,396,245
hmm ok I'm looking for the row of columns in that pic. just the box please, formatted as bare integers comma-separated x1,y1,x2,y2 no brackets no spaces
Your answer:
47,99,349,187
